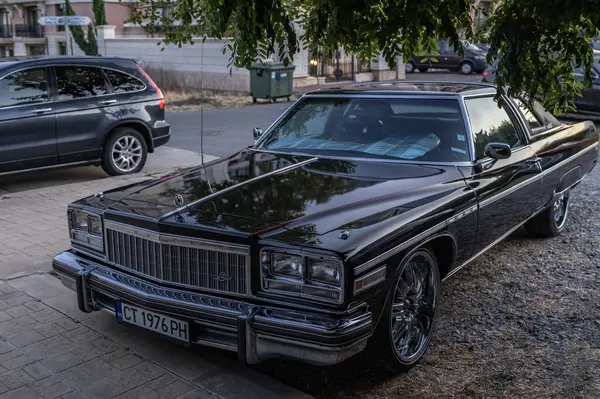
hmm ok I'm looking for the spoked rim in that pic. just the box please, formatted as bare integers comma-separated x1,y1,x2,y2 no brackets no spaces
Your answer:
461,63,472,74
112,135,143,172
405,62,415,73
552,191,570,229
390,251,437,364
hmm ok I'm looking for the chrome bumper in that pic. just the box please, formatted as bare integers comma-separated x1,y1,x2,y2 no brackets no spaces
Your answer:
52,250,372,366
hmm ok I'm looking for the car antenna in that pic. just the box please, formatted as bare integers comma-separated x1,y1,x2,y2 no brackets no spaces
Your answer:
200,38,205,168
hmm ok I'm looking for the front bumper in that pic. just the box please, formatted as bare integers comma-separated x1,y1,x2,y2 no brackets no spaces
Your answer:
52,251,372,366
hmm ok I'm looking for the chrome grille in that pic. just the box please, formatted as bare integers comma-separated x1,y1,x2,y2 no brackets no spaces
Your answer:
104,221,249,296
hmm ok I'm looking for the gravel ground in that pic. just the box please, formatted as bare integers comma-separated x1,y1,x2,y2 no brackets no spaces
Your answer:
257,166,600,398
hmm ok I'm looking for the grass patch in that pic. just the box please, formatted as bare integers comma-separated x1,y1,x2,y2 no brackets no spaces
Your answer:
164,90,296,111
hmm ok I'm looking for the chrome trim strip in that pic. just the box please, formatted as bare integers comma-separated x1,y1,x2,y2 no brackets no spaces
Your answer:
104,220,249,255
159,157,318,220
0,160,98,177
353,266,387,295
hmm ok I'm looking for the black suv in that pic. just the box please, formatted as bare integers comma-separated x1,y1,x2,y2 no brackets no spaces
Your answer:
406,40,487,75
0,56,170,176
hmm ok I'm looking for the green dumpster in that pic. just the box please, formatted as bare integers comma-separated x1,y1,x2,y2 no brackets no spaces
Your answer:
250,62,295,103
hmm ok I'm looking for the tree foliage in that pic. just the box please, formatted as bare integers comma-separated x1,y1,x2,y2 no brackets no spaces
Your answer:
65,0,107,56
128,0,600,113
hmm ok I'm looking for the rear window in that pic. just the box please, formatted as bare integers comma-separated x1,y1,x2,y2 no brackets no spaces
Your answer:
259,97,470,162
104,69,146,93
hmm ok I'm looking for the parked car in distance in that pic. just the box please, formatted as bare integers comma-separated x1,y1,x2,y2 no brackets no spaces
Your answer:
0,56,170,177
474,43,490,52
483,55,600,117
53,82,598,372
406,40,487,75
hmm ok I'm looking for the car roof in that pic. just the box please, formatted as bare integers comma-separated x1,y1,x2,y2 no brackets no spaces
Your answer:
305,81,496,97
0,55,137,70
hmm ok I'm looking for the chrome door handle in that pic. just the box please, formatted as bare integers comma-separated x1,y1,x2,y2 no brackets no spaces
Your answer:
32,108,52,114
100,99,118,106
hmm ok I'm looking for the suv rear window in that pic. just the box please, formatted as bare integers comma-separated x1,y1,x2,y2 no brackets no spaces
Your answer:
104,69,146,93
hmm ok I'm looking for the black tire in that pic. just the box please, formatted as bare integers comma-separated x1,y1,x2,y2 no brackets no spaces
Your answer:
367,247,441,372
252,97,257,104
418,68,429,73
525,190,571,238
101,127,148,176
459,61,474,75
405,61,416,73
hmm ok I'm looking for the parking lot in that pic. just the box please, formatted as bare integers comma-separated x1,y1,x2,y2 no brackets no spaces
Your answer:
0,71,598,399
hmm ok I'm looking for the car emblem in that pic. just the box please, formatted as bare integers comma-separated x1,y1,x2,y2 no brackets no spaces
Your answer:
173,194,185,207
214,272,234,283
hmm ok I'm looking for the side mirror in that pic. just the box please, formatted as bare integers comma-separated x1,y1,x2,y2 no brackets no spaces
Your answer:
253,127,263,140
484,142,512,160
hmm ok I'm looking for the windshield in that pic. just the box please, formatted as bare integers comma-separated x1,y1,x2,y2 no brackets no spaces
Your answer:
257,97,470,162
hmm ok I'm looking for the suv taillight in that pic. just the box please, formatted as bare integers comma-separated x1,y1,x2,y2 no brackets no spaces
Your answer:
136,63,165,109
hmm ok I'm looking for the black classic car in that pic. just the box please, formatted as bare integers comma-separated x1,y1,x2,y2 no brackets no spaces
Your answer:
53,82,599,371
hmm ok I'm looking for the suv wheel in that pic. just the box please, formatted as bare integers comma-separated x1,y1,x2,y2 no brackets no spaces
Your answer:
405,61,415,73
102,127,148,176
460,62,474,75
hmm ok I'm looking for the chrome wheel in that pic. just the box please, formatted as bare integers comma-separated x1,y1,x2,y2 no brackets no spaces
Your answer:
112,135,143,172
405,62,415,73
552,191,570,229
390,251,437,364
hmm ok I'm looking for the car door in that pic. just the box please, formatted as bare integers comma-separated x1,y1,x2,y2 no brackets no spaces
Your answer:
440,41,462,69
460,95,546,255
0,66,57,174
52,64,122,164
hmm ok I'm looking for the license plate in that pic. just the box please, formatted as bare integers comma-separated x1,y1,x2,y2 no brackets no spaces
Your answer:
115,302,189,343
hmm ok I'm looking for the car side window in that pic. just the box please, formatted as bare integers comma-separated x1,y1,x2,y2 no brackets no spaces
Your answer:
104,69,146,93
465,96,522,160
511,98,543,130
55,66,108,100
0,68,48,108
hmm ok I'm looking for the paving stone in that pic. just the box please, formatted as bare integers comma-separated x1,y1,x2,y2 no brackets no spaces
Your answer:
30,375,73,399
114,385,165,399
22,336,74,361
24,301,50,313
132,341,213,381
41,295,96,322
80,376,129,399
0,382,7,395
30,309,65,325
147,373,177,390
109,366,152,390
57,391,89,399
0,350,34,370
6,330,46,348
102,353,142,371
0,315,37,336
90,337,120,354
7,275,66,301
133,361,167,380
0,313,12,324
0,368,36,389
52,317,80,332
179,389,214,399
0,341,15,355
156,380,195,399
5,306,31,319
0,385,42,399
23,362,54,380
69,343,106,362
5,294,32,306
56,359,118,389
34,322,68,338
62,327,90,340
69,331,101,345
40,351,83,373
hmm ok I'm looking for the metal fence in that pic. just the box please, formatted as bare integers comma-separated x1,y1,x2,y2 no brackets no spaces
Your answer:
308,51,372,82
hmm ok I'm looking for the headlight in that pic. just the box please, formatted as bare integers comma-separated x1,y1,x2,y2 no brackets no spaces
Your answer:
68,208,104,252
261,249,344,304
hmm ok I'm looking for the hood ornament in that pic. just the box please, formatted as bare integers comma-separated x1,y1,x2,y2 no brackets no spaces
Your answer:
339,230,351,240
173,194,185,207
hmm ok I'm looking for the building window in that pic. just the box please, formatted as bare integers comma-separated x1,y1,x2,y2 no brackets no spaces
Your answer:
58,41,67,55
27,44,46,56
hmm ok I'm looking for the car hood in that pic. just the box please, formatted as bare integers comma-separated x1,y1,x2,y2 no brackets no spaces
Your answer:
77,150,464,242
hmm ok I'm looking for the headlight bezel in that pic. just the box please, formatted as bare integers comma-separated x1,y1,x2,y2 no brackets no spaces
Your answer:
68,208,104,253
260,247,344,304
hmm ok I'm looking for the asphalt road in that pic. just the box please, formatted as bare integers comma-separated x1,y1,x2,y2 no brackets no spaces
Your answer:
165,71,482,157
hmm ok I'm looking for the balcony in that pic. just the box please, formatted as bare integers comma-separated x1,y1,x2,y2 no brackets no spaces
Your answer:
15,24,43,38
0,25,12,39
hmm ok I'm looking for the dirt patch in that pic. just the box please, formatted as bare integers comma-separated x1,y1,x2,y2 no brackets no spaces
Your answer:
256,167,600,398
164,90,297,111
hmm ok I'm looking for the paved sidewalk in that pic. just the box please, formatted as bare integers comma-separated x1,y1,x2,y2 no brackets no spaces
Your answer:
0,274,309,399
